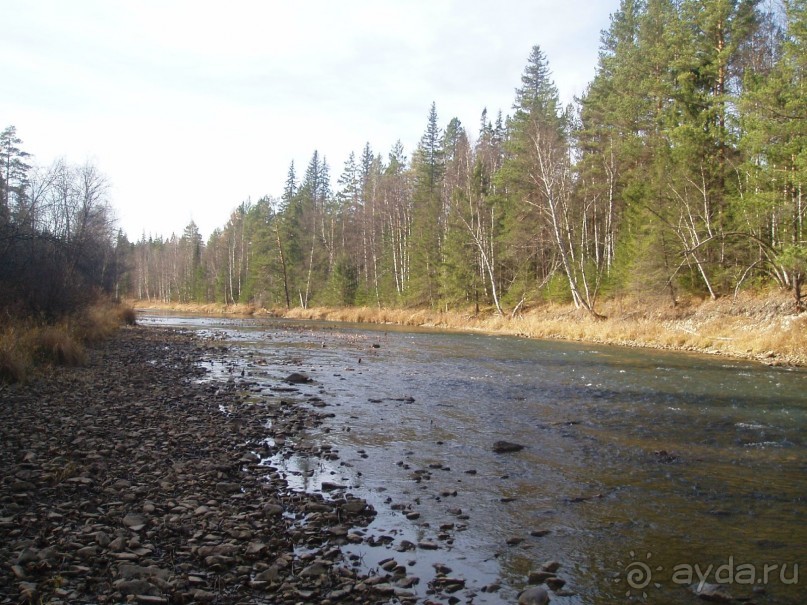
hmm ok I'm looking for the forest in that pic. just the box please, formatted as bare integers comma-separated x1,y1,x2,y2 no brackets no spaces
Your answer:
0,126,122,318
3,0,805,320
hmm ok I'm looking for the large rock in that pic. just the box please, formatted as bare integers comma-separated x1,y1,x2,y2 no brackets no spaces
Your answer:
285,372,312,384
518,585,550,605
493,440,525,453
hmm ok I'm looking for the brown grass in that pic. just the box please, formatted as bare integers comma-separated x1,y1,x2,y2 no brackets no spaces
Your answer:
72,301,138,342
0,326,30,384
131,299,257,316
30,325,87,366
285,294,806,365
0,300,137,384
128,290,807,366
117,304,137,326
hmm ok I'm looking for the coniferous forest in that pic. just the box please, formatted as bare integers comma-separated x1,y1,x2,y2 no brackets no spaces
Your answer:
3,1,806,317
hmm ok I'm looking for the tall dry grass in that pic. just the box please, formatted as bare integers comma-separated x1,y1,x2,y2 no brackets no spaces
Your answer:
0,326,30,384
74,301,137,342
131,299,257,316
279,293,806,365
0,300,138,384
128,292,806,365
30,325,87,366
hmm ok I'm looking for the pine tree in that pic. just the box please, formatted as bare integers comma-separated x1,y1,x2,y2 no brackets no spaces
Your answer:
0,126,32,223
740,0,806,308
408,103,445,306
282,160,297,208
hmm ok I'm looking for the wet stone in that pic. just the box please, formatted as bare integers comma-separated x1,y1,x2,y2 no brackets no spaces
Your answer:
493,440,525,453
0,328,394,605
518,585,550,605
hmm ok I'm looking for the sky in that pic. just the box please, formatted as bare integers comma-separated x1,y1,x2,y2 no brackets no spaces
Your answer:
2,0,618,241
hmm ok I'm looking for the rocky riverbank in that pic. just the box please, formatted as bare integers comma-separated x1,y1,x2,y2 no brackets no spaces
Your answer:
0,326,403,604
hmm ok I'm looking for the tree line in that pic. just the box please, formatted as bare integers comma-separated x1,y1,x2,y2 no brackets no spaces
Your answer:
7,0,806,317
0,126,122,318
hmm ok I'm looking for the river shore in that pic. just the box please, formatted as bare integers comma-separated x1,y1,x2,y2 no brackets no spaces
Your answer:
0,326,405,604
132,291,807,367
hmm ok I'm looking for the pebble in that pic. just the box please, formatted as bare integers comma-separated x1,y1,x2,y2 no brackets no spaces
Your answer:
0,328,390,604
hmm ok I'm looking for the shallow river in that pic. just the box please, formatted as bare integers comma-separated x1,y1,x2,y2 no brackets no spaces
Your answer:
141,313,806,604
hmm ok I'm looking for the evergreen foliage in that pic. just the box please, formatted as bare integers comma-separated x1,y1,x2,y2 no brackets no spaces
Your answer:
17,4,799,313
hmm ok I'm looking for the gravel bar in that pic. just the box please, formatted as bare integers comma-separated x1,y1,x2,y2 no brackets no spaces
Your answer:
0,325,402,604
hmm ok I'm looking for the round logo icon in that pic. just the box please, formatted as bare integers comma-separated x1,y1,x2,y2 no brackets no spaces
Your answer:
616,551,663,598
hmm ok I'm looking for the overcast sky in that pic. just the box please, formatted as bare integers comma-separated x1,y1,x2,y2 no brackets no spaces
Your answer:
2,0,617,241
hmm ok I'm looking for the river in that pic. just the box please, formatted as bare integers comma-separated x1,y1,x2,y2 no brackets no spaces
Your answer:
140,313,806,604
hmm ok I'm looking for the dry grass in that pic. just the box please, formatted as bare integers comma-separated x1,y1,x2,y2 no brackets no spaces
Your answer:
131,299,257,316
0,300,137,384
72,301,138,342
117,304,137,326
281,293,806,365
30,325,87,366
128,291,807,366
0,326,30,384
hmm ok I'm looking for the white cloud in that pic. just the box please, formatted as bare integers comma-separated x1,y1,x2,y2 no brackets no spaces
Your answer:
1,0,617,240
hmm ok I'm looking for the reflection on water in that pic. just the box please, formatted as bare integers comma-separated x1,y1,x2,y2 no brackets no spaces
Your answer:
141,312,806,604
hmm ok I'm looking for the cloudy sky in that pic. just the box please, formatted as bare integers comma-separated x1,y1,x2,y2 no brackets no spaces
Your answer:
2,0,617,241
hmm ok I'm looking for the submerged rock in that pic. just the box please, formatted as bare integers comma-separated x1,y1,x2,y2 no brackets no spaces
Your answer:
493,440,525,453
285,372,312,384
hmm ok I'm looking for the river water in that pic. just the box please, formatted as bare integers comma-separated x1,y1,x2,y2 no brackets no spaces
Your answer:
141,313,806,604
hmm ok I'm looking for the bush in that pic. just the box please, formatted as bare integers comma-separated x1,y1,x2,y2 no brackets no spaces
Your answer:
32,326,87,366
0,328,30,383
74,301,135,342
0,299,135,383
117,304,137,326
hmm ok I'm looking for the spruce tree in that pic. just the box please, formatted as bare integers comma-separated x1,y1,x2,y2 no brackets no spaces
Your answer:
0,126,32,223
740,0,806,308
408,103,445,306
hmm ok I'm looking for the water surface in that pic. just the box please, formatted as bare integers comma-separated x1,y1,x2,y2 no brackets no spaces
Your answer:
141,313,806,604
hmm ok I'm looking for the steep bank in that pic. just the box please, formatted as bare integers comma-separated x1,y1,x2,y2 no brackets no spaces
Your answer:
133,291,807,367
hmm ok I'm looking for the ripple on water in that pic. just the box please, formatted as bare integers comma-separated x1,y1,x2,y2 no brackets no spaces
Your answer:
141,312,807,605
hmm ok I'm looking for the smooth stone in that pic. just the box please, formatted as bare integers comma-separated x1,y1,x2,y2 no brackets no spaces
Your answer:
254,566,279,582
528,571,555,584
518,585,550,605
135,596,167,604
263,503,283,517
541,561,561,573
692,583,732,602
191,589,216,602
77,546,98,559
114,579,160,597
546,577,566,590
299,562,329,577
245,541,265,555
122,513,146,529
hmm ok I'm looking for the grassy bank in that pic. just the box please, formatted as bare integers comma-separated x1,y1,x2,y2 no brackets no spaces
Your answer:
133,291,807,366
0,301,137,383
